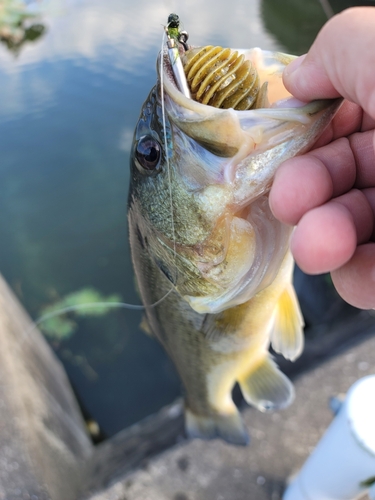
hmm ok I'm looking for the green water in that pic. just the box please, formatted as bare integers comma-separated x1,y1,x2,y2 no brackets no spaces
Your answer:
0,0,372,438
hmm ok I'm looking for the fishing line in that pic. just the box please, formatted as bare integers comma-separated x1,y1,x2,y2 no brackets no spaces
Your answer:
160,27,179,286
22,291,174,341
318,0,334,18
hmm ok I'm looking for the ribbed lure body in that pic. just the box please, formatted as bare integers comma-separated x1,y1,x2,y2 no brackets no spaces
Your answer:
183,46,268,110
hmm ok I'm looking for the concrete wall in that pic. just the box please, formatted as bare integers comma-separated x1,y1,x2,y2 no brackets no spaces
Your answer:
0,274,93,500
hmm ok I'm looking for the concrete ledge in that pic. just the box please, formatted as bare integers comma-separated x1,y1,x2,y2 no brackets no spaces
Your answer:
83,317,375,500
0,274,93,500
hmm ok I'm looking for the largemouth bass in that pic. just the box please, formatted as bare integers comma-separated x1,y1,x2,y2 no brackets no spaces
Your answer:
128,40,340,445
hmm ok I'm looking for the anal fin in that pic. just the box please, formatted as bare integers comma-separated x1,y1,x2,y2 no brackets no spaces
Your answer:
271,284,304,361
185,407,249,446
239,356,294,412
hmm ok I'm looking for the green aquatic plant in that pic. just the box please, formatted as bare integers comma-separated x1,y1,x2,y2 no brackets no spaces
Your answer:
38,287,122,340
0,0,35,39
360,475,375,488
0,0,45,53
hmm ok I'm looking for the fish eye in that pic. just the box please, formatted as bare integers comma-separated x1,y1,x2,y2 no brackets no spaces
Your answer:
135,135,162,174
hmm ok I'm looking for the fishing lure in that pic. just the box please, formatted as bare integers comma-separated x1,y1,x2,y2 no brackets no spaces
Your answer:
165,13,191,98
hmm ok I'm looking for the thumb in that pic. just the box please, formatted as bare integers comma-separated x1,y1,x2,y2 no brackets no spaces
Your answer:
282,7,375,120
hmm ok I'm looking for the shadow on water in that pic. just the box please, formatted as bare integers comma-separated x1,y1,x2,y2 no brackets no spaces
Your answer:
0,0,372,439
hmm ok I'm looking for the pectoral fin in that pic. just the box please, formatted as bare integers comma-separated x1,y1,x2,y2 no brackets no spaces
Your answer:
239,356,294,412
140,315,153,337
185,407,250,446
271,284,304,361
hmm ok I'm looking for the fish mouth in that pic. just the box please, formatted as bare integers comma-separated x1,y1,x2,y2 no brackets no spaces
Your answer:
159,48,342,315
161,47,341,184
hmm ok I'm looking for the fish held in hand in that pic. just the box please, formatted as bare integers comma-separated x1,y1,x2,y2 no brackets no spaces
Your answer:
128,26,341,445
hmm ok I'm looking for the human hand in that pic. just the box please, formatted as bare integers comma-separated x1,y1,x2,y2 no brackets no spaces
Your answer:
269,7,375,309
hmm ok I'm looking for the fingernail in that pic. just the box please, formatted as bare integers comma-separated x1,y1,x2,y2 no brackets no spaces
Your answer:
283,55,306,79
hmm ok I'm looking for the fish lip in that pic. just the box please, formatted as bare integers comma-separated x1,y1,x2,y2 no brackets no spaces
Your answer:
160,47,339,120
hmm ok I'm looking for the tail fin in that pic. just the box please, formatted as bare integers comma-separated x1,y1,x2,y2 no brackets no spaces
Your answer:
239,356,294,412
185,407,250,446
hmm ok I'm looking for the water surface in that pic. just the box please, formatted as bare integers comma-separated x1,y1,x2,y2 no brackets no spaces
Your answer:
0,0,369,437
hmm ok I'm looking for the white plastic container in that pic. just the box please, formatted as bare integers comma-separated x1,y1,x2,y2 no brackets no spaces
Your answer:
283,375,375,500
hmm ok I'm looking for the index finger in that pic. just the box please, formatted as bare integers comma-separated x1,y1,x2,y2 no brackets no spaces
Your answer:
269,129,375,226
